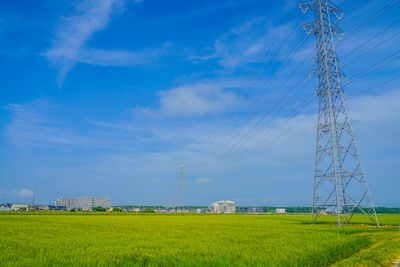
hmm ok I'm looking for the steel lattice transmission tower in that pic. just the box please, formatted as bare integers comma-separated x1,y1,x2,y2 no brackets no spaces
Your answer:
298,0,379,226
178,164,184,212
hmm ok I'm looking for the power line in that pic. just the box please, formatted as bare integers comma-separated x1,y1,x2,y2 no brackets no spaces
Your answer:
211,54,400,177
195,68,400,207
183,0,400,210
186,39,311,175
198,92,316,177
347,72,400,100
189,38,400,203
183,0,381,173
184,35,310,172
344,48,400,87
187,33,399,177
342,28,400,68
204,44,400,180
341,17,400,61
182,11,307,171
338,0,400,48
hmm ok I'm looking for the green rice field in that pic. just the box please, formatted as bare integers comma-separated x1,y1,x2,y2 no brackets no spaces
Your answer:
0,213,399,266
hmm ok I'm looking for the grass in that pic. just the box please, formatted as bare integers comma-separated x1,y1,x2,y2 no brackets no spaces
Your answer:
0,213,399,266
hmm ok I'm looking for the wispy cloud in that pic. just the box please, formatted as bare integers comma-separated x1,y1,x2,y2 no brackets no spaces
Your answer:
43,0,150,86
76,47,165,66
189,17,298,70
44,0,120,85
6,100,76,146
135,1,250,28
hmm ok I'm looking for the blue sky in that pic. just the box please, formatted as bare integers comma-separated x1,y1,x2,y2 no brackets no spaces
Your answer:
0,0,399,207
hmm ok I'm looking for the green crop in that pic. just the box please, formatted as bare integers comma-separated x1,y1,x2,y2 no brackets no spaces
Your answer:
0,214,399,266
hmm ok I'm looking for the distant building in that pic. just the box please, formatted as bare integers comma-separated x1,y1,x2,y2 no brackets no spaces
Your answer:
211,200,236,214
55,196,111,210
275,208,286,214
11,204,29,211
0,206,11,211
36,205,50,211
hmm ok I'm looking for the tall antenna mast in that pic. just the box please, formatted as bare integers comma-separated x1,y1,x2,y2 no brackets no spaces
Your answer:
165,188,169,211
178,164,184,212
299,0,379,226
32,190,36,207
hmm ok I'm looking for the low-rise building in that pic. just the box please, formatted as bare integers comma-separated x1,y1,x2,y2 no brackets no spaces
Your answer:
11,204,29,211
55,196,111,210
211,200,236,214
36,205,50,211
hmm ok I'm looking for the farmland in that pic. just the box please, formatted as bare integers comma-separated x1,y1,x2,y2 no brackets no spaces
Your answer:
0,213,399,266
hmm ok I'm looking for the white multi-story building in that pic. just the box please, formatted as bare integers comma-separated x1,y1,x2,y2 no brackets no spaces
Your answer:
275,208,286,214
55,196,111,210
211,200,236,214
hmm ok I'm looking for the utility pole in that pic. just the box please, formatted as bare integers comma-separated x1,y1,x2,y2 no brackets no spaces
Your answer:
299,0,379,226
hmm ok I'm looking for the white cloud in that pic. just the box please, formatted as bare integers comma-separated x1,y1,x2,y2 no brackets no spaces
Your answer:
159,83,236,117
4,89,400,205
348,89,400,122
196,177,215,184
134,82,239,118
7,88,400,157
0,189,35,201
12,189,34,198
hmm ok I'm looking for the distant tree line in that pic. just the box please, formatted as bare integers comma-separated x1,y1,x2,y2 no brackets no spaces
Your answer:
236,206,400,214
92,206,106,212
373,207,400,214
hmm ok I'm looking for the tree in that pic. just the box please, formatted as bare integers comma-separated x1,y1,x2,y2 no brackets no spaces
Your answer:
92,206,106,212
142,208,155,213
112,207,122,212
